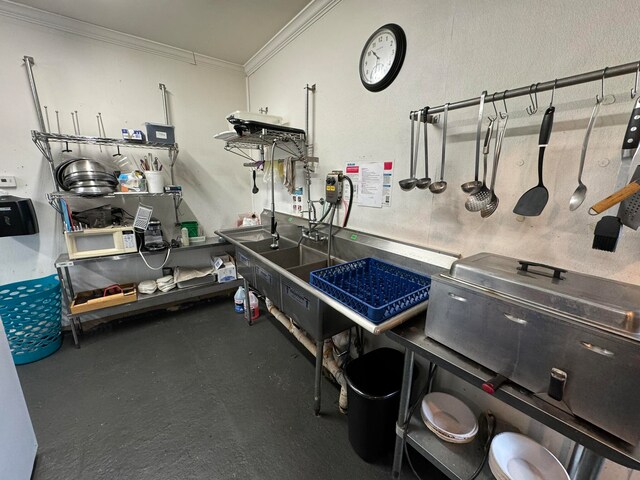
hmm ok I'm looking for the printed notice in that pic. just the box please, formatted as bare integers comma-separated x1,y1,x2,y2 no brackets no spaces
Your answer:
358,163,384,208
344,161,393,208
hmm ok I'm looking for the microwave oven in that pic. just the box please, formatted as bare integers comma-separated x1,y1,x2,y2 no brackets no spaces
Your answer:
64,226,137,259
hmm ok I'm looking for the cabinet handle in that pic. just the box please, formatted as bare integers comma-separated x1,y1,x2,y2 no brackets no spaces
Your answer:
580,341,614,357
503,313,527,325
448,292,467,302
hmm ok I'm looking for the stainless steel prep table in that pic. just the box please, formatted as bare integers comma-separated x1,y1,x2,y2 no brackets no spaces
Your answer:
387,317,640,479
56,237,242,346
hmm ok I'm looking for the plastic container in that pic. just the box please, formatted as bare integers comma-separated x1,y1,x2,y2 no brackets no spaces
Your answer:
0,274,62,365
145,171,165,193
310,258,431,324
181,221,199,238
181,227,190,246
244,291,259,322
145,122,175,144
345,348,406,462
234,286,245,313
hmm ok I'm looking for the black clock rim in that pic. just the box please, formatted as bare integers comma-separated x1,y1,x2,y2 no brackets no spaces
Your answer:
359,23,407,93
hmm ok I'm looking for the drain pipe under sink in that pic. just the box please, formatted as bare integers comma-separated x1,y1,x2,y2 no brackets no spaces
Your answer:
266,299,348,412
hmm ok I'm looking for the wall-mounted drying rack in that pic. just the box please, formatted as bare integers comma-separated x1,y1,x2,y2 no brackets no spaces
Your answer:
217,120,308,163
413,60,640,122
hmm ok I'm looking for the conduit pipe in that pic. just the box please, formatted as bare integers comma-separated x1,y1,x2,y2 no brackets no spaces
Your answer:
266,299,348,412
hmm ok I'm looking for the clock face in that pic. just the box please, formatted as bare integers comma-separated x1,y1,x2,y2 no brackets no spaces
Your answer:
359,24,406,92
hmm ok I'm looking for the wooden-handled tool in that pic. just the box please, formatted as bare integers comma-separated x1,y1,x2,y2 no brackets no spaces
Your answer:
589,180,640,215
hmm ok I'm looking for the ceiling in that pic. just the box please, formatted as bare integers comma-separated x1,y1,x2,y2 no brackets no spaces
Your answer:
12,0,311,65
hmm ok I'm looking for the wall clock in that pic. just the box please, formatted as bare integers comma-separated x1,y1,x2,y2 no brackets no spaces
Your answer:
359,23,407,92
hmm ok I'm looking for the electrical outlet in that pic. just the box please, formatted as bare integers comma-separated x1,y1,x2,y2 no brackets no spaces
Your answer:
0,176,16,188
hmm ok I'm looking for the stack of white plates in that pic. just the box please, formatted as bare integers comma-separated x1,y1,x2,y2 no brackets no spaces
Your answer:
420,392,478,444
489,432,569,480
138,280,157,295
156,275,176,292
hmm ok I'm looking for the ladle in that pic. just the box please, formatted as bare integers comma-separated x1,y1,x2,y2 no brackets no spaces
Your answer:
416,108,431,189
465,118,495,212
461,91,486,194
252,169,259,194
481,113,508,218
569,96,601,211
399,112,418,191
429,103,449,194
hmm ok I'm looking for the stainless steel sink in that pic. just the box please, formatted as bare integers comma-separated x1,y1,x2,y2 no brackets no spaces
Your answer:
222,227,272,243
261,245,326,269
216,212,459,416
242,237,297,253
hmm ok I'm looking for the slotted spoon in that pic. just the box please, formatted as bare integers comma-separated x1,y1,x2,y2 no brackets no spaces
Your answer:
465,118,495,212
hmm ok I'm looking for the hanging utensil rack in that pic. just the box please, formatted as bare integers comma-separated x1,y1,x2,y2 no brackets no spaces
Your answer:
413,60,640,121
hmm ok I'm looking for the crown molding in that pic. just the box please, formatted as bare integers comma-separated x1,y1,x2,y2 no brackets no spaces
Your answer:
193,53,244,73
244,0,342,76
0,0,244,72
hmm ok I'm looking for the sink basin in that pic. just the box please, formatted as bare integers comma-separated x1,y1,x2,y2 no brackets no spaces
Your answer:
261,245,326,269
242,238,298,254
222,228,272,243
287,258,344,282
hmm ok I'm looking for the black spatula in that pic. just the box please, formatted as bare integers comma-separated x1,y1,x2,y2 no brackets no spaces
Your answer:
513,106,555,216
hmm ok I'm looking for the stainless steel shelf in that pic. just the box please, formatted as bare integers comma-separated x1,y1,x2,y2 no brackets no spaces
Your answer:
405,411,493,480
32,130,178,150
73,278,242,319
387,318,640,470
55,237,236,347
47,191,182,200
54,237,227,267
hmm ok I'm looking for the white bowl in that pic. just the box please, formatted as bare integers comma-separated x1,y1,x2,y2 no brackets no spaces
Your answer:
420,392,478,442
489,450,509,480
490,432,569,480
138,280,157,294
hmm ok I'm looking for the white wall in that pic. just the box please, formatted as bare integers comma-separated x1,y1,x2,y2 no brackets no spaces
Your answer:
246,0,640,477
0,10,249,284
247,0,640,286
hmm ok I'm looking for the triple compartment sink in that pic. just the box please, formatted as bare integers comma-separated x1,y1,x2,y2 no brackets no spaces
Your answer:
219,226,351,340
217,214,458,416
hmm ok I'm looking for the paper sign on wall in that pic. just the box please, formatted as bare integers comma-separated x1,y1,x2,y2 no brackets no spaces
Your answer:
345,161,393,208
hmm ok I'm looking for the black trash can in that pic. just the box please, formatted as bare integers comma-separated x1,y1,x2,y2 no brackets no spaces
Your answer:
345,347,405,463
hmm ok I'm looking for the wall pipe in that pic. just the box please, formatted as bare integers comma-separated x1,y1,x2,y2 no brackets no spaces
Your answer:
420,61,640,117
23,56,56,189
266,299,348,412
159,83,170,124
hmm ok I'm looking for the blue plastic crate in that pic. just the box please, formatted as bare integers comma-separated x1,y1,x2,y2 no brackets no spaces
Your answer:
0,274,62,365
310,258,431,324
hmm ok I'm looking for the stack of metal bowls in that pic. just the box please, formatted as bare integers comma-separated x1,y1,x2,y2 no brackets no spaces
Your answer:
55,159,118,196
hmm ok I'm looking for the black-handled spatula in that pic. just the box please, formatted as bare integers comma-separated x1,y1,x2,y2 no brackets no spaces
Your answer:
513,106,555,216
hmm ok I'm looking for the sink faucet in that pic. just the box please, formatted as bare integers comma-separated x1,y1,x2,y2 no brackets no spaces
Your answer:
300,199,328,242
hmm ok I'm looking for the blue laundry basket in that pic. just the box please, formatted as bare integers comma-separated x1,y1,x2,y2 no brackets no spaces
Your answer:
0,274,62,365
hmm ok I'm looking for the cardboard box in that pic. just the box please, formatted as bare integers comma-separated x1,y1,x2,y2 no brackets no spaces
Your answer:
70,284,137,314
212,254,232,270
216,262,237,283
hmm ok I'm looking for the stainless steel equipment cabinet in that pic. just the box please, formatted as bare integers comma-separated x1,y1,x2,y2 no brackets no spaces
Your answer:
388,318,640,479
57,238,242,347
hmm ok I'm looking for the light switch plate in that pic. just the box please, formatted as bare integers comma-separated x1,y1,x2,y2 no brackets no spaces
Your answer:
0,176,17,188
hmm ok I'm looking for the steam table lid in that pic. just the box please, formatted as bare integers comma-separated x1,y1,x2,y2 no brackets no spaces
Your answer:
446,253,640,340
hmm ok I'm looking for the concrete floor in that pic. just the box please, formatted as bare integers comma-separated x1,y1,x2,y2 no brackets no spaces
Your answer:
16,299,436,480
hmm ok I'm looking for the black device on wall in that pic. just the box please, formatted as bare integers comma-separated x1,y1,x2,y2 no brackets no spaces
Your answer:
0,195,39,237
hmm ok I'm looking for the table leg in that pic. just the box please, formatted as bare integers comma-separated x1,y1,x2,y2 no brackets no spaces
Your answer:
314,339,323,416
392,349,415,479
243,278,252,326
56,265,80,348
567,444,605,480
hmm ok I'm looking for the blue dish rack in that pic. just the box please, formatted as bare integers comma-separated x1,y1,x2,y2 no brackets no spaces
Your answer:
310,258,431,324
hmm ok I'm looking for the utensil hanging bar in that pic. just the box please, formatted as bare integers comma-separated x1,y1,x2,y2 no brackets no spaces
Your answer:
422,61,640,116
